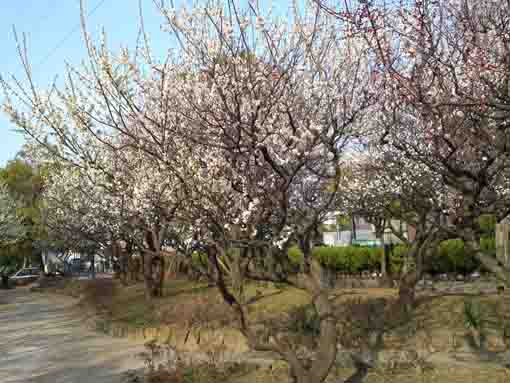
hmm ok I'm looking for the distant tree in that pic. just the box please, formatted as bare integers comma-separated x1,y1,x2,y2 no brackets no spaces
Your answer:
0,182,25,245
0,160,45,270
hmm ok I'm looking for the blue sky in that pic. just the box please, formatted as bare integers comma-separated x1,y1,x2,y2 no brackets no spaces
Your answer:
0,0,292,166
0,0,167,166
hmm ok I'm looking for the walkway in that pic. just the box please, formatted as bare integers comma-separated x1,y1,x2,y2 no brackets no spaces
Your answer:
0,288,145,383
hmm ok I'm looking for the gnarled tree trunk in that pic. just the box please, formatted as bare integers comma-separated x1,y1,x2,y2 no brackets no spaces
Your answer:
398,235,441,311
211,234,339,383
144,227,165,300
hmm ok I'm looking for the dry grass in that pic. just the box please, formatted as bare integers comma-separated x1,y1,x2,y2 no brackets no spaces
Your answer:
48,278,510,342
228,363,510,383
45,278,510,383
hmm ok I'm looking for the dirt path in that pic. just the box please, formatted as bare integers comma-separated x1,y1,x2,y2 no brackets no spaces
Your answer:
0,288,145,383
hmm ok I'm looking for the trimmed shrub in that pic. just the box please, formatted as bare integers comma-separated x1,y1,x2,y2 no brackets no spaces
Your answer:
428,238,492,275
287,245,304,266
306,246,383,273
389,245,408,275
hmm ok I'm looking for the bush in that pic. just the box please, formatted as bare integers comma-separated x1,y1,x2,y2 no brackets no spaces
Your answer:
287,245,412,273
428,239,483,275
284,237,496,275
388,245,408,275
480,236,496,256
287,245,304,266
309,246,382,273
299,238,492,276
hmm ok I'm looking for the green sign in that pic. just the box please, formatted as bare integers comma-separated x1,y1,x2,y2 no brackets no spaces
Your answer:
351,239,382,247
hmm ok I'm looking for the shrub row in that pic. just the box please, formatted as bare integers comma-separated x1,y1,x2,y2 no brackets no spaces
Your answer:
428,238,495,274
188,237,497,276
288,237,496,275
288,245,396,273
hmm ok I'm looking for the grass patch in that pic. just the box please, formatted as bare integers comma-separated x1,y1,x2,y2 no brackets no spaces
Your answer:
229,364,510,383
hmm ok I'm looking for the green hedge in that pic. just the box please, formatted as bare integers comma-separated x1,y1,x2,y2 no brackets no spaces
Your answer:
288,237,496,275
313,246,382,273
287,245,387,273
191,237,496,276
428,238,495,274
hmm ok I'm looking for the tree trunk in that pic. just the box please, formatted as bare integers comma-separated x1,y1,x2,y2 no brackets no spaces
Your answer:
143,250,154,302
157,256,165,296
375,223,393,288
1,274,9,289
90,254,96,279
343,359,371,383
140,252,145,281
151,255,165,297
398,273,417,313
397,240,423,311
397,234,439,311
379,247,394,288
381,244,387,276
464,229,510,287
211,236,338,383
121,251,129,285
38,252,45,276
351,216,357,245
144,228,163,301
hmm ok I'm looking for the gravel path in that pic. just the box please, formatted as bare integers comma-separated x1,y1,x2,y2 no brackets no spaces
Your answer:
0,288,145,383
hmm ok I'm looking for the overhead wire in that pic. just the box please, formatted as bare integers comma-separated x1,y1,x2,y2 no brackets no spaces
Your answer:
36,0,108,67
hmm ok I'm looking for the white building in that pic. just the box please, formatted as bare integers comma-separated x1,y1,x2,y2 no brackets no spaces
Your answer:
322,213,409,247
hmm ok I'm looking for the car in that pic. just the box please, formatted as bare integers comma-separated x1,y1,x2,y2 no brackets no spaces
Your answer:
470,271,481,279
10,268,41,285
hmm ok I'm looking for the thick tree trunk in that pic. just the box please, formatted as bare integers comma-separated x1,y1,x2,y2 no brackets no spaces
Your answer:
397,240,423,311
151,255,165,297
397,234,440,311
398,272,418,312
208,234,339,383
143,251,154,302
144,228,164,300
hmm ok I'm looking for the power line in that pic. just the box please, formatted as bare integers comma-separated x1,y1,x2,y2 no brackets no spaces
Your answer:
37,0,108,67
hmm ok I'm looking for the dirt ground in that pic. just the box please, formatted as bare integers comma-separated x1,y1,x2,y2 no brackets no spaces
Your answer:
0,287,145,383
2,282,510,383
